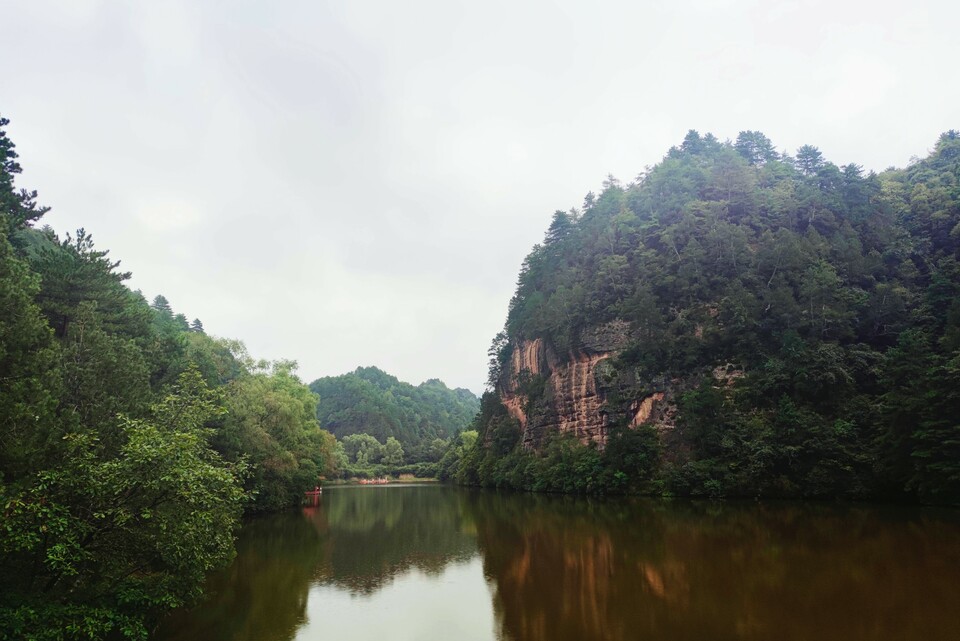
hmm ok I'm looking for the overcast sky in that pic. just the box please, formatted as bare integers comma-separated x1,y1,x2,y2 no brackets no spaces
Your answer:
2,0,957,393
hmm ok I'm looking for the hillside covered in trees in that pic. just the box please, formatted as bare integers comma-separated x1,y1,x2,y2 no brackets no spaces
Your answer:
310,366,479,452
456,130,960,504
0,117,340,638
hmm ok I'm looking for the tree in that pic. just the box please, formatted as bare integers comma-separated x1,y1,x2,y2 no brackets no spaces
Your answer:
487,330,511,388
437,430,479,481
216,361,332,510
28,229,148,340
0,115,48,234
734,130,779,166
545,210,574,244
0,230,60,479
0,116,364,638
341,433,384,465
908,353,960,502
472,129,960,502
56,302,153,453
0,370,247,639
151,295,173,316
796,144,824,176
382,436,405,466
427,437,449,462
680,129,705,154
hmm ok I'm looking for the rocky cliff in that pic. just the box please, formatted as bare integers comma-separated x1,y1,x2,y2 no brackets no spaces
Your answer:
497,320,676,449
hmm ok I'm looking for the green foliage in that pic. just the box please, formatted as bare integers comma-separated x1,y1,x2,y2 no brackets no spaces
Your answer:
382,436,405,466
335,434,425,479
436,430,479,483
215,360,339,511
444,425,662,496
27,228,149,342
0,370,247,640
602,424,661,492
0,115,48,235
0,231,60,479
310,366,479,452
341,433,385,465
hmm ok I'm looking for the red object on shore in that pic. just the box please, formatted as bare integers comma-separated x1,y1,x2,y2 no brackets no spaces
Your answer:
304,486,322,506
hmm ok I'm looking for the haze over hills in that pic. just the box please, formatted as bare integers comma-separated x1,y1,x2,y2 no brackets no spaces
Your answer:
455,130,960,503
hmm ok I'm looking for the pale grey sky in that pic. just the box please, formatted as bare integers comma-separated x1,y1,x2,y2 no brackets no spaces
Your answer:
2,0,957,393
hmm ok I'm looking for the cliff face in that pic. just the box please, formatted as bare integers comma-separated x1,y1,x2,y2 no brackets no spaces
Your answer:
498,321,674,449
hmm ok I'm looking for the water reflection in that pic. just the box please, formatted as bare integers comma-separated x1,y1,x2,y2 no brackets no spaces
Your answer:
467,493,960,641
157,485,481,641
156,487,960,641
157,511,327,641
312,485,477,593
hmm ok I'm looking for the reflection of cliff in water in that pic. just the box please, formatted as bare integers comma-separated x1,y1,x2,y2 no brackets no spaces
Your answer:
468,493,960,641
315,485,478,594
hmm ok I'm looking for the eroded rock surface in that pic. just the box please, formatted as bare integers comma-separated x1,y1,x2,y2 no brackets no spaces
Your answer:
498,321,674,448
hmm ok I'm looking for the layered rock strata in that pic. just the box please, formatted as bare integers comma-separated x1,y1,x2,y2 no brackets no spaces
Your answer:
498,321,673,449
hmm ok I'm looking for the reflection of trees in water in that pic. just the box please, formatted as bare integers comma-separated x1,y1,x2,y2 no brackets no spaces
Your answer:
316,486,479,594
468,493,960,641
157,486,479,641
156,511,330,641
157,490,960,641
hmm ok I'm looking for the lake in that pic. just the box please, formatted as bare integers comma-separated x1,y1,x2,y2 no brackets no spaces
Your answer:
155,485,960,641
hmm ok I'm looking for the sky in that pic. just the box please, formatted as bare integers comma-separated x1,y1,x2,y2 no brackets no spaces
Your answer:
2,0,958,394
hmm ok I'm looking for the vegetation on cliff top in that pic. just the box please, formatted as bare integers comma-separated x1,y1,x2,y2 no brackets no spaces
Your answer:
470,129,960,504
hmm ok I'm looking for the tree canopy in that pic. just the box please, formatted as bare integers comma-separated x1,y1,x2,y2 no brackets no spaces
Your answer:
473,129,960,503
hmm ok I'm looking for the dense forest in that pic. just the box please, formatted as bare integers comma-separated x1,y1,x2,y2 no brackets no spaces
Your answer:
0,117,341,639
310,367,478,452
453,129,960,504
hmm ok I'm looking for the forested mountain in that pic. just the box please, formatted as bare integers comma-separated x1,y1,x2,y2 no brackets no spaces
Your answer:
310,366,479,449
456,130,960,504
0,117,339,638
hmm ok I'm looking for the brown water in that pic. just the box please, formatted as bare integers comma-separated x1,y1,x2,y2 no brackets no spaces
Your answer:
155,485,960,641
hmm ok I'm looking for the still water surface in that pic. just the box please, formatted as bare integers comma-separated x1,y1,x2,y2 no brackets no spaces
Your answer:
156,485,960,641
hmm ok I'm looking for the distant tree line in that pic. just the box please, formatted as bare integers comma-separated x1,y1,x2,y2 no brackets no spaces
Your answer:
310,366,479,458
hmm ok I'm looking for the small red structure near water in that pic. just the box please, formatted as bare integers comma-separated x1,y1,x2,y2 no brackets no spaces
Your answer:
304,485,322,506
